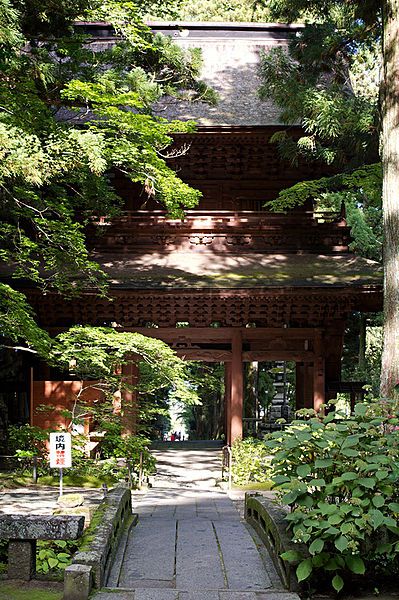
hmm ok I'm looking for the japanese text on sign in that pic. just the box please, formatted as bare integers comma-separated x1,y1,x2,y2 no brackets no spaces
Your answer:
49,432,72,469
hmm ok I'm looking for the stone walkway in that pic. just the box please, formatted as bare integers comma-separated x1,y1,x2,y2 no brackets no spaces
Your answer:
0,486,103,515
93,445,299,600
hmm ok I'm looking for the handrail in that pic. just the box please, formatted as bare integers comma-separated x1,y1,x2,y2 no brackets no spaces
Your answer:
95,209,342,222
222,445,232,491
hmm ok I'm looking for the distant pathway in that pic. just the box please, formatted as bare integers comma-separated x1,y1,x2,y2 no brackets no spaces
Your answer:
94,444,298,600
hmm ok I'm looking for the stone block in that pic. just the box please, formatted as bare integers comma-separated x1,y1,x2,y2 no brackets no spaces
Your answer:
57,493,84,508
53,505,94,526
0,514,84,540
64,563,92,600
8,539,36,581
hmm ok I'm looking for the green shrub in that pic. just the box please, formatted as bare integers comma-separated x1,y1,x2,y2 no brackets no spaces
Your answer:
36,540,78,576
100,424,156,478
266,400,399,592
231,437,271,485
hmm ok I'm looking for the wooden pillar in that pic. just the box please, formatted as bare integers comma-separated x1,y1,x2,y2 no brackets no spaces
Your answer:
224,362,232,445
303,363,314,409
231,330,243,443
313,331,325,414
121,360,139,437
295,362,304,410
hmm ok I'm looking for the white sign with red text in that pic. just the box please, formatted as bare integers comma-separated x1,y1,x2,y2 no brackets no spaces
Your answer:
49,432,72,469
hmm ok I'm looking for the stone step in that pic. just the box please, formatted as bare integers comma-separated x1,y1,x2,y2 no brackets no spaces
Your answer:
93,588,300,600
150,440,224,450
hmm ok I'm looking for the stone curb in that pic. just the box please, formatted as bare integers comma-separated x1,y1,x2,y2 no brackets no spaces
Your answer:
65,485,134,599
245,492,309,592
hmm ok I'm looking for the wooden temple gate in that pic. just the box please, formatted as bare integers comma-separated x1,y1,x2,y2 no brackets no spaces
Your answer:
1,22,383,446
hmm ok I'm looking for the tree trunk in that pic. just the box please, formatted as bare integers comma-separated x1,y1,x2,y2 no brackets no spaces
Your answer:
381,0,399,399
358,314,367,372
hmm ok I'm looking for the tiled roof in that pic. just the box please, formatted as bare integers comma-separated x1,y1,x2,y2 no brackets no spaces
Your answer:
91,251,382,289
77,21,300,126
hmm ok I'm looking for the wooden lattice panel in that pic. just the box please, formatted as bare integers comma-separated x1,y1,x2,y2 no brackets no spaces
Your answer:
25,289,371,330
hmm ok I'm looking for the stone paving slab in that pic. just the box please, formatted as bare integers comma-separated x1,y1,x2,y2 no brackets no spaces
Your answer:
214,520,272,590
176,519,225,590
118,518,176,587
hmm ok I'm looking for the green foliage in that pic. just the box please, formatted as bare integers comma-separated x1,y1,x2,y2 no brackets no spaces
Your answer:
100,425,156,476
0,0,211,354
175,0,271,22
231,437,271,485
36,539,78,575
178,362,224,440
51,325,198,405
267,163,382,212
7,424,47,458
258,25,379,169
0,284,51,356
266,400,399,591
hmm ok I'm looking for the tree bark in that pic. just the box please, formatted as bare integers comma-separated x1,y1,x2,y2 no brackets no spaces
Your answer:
358,314,367,372
381,0,399,399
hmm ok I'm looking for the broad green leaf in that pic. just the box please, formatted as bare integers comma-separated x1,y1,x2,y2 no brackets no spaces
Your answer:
309,538,325,555
325,557,339,571
296,558,313,582
388,502,399,513
296,495,314,508
48,557,58,569
297,464,312,478
273,475,291,485
323,412,336,423
345,555,365,575
370,509,385,529
325,526,340,535
315,458,333,468
342,434,360,448
372,495,385,508
309,478,326,487
376,543,392,554
282,490,300,504
312,552,329,567
296,432,312,442
57,553,70,561
334,535,349,552
375,469,389,480
384,516,397,527
341,472,357,481
354,403,368,417
341,448,358,457
358,477,376,489
280,550,302,563
328,513,342,525
340,522,352,535
318,502,338,515
332,574,344,592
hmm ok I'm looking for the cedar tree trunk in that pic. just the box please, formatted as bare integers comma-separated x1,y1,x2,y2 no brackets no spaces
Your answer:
381,0,399,398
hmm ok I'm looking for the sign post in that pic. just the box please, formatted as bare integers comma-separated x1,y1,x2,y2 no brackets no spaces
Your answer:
49,432,72,497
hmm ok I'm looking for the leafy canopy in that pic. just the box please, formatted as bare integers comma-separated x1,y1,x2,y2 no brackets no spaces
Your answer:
0,0,212,353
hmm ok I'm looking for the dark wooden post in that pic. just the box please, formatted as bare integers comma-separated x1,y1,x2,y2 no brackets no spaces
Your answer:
313,331,325,414
295,362,304,410
121,359,139,437
224,362,232,445
231,330,243,443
